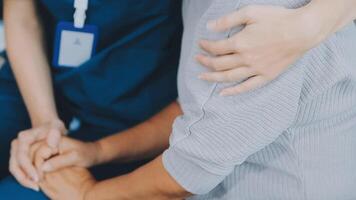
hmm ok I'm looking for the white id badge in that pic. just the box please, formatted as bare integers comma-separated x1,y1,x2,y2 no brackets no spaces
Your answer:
52,21,98,68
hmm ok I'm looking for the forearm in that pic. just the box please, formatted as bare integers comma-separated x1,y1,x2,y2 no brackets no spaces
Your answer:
86,155,189,200
94,102,182,165
4,0,58,126
302,0,356,44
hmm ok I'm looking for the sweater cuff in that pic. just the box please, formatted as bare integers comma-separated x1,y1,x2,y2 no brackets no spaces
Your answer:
162,148,226,195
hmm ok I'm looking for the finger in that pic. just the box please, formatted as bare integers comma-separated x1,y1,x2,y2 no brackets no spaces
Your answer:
17,131,40,182
35,145,54,180
196,54,245,71
42,151,78,173
30,142,44,164
17,151,39,183
199,38,235,56
46,128,62,149
207,8,251,32
220,76,268,96
199,67,255,83
9,140,39,191
30,142,45,179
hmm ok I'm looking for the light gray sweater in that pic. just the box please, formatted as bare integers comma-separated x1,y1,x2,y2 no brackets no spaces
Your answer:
162,0,356,199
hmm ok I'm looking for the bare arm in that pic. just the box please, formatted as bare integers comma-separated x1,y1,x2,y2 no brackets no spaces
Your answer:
38,102,187,199
5,0,65,191
94,102,182,164
86,156,189,200
38,0,356,198
39,102,182,173
94,1,356,198
40,156,189,200
4,0,58,125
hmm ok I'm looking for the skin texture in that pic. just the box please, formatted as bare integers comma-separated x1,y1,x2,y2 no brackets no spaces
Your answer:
197,0,356,96
9,120,66,191
33,0,356,199
31,102,187,200
7,0,356,198
30,137,99,180
4,0,181,192
4,0,65,191
35,153,189,200
39,167,96,200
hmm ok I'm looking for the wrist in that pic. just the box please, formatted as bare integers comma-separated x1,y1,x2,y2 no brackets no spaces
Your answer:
32,114,61,128
92,137,129,165
91,140,108,166
89,141,102,166
300,0,356,42
295,3,330,48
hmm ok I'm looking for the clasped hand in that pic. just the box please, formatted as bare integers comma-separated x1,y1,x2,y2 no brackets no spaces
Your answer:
29,137,99,200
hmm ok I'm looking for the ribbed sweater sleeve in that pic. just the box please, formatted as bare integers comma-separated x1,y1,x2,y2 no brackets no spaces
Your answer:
161,0,356,198
163,62,305,194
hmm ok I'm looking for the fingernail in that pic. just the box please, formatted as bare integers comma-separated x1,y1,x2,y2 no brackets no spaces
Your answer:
31,185,40,192
207,20,217,31
42,163,51,172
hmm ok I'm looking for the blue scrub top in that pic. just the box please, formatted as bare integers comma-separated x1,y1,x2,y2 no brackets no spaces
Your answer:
38,0,183,130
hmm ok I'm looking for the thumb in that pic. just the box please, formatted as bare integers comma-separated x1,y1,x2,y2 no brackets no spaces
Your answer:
46,129,62,149
41,151,78,173
207,7,251,32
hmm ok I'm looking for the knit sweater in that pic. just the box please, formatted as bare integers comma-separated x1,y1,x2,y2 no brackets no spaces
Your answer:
162,0,356,199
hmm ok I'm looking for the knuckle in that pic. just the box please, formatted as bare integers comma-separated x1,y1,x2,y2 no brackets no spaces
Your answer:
203,42,212,52
226,72,235,82
18,131,25,138
18,132,29,142
253,64,264,73
217,16,228,28
232,41,240,52
241,53,253,65
207,44,217,54
36,148,46,158
234,40,248,52
210,59,219,69
11,140,18,148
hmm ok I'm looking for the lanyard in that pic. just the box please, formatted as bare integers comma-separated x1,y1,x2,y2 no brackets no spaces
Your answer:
73,0,89,28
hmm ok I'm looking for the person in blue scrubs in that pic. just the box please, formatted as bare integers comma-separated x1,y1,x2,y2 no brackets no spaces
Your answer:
0,0,182,199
